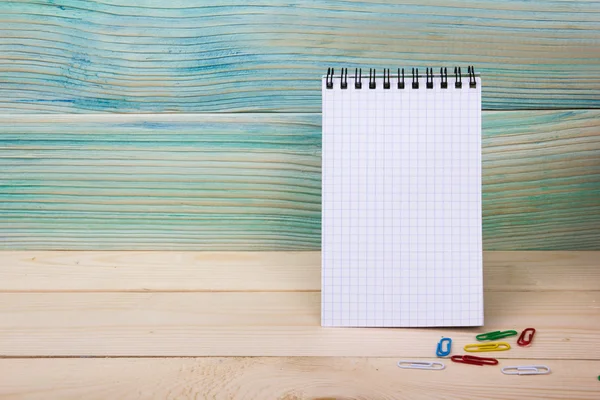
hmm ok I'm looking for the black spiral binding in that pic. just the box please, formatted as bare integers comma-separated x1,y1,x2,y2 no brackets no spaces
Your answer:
412,68,419,89
326,66,476,89
326,68,334,89
369,68,376,89
468,66,477,88
440,67,448,89
426,68,434,89
355,68,362,89
398,68,405,89
383,68,390,89
454,67,462,88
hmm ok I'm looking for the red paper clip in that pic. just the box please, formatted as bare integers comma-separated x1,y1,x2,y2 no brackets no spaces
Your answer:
451,355,498,366
517,327,536,346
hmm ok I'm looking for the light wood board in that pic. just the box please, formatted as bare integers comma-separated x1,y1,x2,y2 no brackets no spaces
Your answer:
0,251,598,398
2,111,599,251
1,251,598,292
1,358,599,400
0,290,599,358
0,251,598,358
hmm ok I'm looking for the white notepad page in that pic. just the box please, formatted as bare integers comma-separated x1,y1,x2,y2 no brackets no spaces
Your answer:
322,72,483,327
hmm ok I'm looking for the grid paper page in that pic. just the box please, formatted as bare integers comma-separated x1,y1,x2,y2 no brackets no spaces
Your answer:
322,74,483,327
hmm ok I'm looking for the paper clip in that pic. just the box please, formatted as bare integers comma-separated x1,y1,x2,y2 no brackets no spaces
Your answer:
397,360,445,370
476,330,518,341
502,365,551,376
464,342,511,352
436,337,452,357
451,355,498,366
517,328,536,346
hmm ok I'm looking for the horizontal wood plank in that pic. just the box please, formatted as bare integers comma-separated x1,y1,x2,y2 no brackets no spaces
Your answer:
1,0,599,112
1,291,598,357
1,358,599,400
0,251,598,292
2,111,599,250
0,250,322,292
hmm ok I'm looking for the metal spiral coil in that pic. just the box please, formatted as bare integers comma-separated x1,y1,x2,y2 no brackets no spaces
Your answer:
325,66,476,90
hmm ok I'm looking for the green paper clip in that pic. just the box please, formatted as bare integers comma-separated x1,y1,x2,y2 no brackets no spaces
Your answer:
476,330,518,341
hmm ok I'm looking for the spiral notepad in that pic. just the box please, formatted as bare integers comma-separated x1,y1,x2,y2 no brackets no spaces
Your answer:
322,67,483,327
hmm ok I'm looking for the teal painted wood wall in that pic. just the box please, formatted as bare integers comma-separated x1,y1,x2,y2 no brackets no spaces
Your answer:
1,0,599,250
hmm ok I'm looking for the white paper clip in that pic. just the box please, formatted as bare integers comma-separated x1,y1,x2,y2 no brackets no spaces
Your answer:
397,360,445,370
501,365,551,375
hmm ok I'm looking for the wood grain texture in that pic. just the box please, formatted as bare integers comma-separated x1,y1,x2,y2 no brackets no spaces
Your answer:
0,251,598,292
1,290,598,357
2,111,599,250
1,251,598,395
1,0,599,113
1,358,599,400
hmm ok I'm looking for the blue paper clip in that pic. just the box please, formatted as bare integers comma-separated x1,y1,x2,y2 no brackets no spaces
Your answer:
436,337,452,357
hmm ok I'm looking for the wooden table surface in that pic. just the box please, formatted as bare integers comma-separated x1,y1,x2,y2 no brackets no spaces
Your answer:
1,251,599,399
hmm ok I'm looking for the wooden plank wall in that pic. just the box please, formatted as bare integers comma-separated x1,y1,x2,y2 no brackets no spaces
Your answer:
1,0,599,112
1,0,600,250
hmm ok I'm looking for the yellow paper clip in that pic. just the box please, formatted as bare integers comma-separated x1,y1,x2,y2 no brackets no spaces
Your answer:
464,342,511,352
